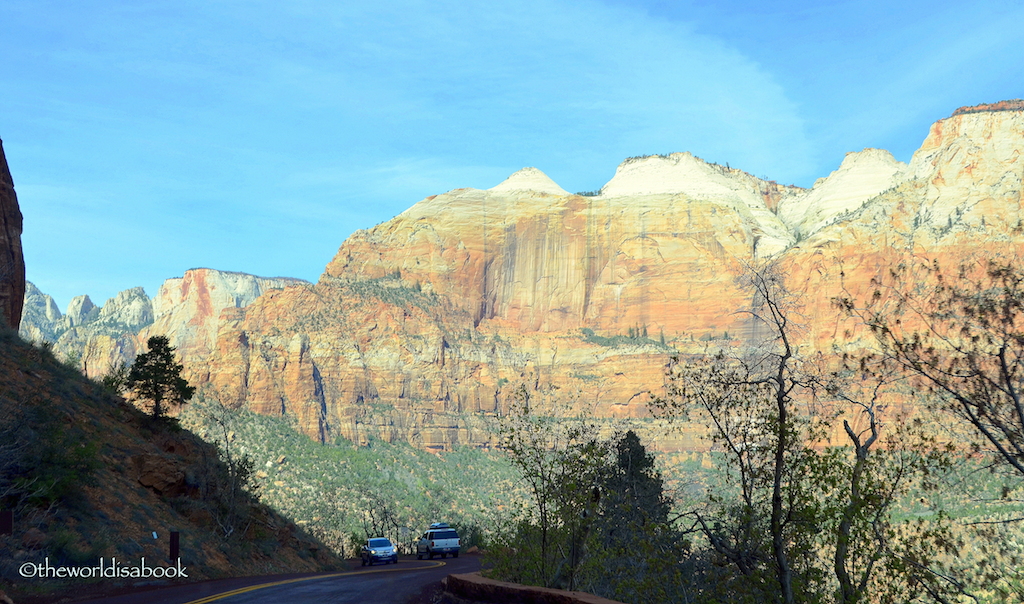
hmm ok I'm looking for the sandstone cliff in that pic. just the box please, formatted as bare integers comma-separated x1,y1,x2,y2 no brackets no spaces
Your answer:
26,103,1024,452
141,268,308,375
187,103,1024,450
19,269,306,379
0,139,25,329
780,105,1024,351
323,154,801,337
776,148,907,239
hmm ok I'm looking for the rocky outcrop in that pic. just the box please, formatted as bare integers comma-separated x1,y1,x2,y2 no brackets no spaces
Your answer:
131,453,188,496
776,148,907,238
50,289,152,377
141,268,308,381
187,103,1024,450
489,167,570,195
20,270,307,380
779,105,1024,354
20,281,63,343
0,139,25,330
597,152,800,256
952,99,1024,116
97,287,153,327
64,295,99,327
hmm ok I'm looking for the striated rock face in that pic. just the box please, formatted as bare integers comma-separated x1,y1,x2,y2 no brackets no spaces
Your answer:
141,268,308,382
0,139,25,330
185,103,1024,450
30,103,1024,452
324,160,799,337
20,269,305,380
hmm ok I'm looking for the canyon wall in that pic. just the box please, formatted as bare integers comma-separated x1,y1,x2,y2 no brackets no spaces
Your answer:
21,102,1024,452
0,139,25,330
20,269,306,379
190,103,1024,450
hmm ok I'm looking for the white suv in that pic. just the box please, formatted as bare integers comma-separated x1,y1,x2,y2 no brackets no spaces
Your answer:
416,523,460,559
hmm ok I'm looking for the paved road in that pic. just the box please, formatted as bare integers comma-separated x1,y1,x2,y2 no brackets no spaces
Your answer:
77,555,481,604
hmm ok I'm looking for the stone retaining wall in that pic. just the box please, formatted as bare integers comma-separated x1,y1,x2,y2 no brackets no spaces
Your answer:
444,572,626,604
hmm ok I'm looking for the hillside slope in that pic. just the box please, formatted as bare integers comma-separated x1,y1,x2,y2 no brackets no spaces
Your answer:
0,329,340,602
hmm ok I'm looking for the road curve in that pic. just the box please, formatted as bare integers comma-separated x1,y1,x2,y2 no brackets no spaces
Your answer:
77,555,481,604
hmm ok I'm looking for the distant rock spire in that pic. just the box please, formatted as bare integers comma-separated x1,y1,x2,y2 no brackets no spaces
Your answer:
0,138,26,329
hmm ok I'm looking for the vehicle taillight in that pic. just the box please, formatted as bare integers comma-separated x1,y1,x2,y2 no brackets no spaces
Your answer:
430,540,435,547
457,539,460,545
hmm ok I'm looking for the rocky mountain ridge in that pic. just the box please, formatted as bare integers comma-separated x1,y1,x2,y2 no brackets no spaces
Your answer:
235,102,1023,449
21,101,1024,451
20,269,307,379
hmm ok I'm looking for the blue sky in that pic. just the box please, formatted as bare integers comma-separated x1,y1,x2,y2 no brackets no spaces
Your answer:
2,0,1022,310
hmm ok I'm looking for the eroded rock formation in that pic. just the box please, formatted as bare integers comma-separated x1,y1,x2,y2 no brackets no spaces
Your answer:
0,139,25,330
20,269,306,379
25,103,1024,452
169,103,1021,450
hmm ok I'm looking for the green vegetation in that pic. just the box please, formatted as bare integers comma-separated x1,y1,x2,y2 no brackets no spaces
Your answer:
487,390,688,601
579,326,673,350
126,335,195,419
179,397,520,557
0,329,340,601
1,331,103,515
345,274,441,311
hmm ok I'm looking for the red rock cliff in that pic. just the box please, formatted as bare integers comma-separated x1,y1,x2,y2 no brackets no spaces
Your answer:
0,139,25,329
195,106,1024,450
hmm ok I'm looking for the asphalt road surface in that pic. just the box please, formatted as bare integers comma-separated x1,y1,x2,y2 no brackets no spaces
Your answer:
76,555,481,604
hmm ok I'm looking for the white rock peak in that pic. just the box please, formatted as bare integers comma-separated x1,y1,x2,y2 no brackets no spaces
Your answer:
777,148,907,237
489,167,569,195
598,152,739,198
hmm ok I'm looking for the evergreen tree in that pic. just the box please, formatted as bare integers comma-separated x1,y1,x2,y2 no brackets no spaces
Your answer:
603,430,670,526
127,336,195,418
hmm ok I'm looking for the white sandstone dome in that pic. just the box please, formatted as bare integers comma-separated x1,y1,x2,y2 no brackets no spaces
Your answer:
489,167,569,196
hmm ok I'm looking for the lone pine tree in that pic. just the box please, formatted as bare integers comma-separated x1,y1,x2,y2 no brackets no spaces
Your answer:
127,335,195,419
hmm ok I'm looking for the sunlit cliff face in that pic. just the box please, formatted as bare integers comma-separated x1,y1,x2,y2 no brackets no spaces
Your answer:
22,105,1024,451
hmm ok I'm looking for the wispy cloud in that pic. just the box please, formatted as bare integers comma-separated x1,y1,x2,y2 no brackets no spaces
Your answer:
2,0,1020,306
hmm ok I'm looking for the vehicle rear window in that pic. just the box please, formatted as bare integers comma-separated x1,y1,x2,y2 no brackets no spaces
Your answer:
369,538,392,547
433,530,458,539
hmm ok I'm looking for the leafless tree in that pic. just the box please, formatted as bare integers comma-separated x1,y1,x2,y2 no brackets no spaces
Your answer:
835,257,1024,480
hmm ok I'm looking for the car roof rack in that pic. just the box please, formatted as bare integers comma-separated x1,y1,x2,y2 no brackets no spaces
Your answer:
429,522,450,529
